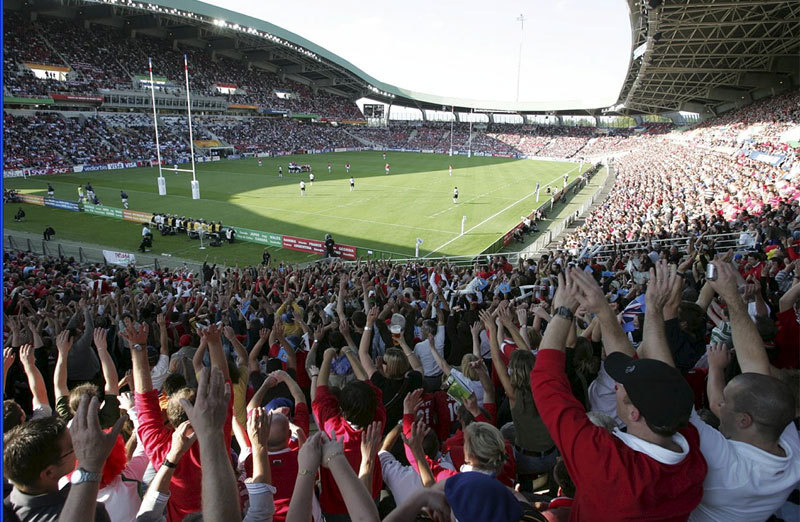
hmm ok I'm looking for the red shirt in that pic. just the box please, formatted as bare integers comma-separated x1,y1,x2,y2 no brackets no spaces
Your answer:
432,391,459,441
530,350,706,521
312,383,386,514
136,387,234,522
774,308,800,369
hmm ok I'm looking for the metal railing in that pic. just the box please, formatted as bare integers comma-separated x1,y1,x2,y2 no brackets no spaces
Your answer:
581,232,742,260
3,232,207,272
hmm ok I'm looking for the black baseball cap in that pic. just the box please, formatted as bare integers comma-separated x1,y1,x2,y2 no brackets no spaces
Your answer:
605,352,694,430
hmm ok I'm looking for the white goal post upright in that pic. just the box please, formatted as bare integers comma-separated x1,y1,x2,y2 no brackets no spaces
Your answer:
148,57,167,195
184,54,200,200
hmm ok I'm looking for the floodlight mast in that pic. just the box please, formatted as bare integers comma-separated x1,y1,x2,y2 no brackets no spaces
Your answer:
148,57,167,195
516,14,526,103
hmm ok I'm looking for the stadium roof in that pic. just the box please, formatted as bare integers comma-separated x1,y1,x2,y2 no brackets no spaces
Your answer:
612,0,800,116
8,0,800,116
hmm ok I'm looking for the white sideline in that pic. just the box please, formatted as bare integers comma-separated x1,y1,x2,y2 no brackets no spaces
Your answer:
422,164,582,258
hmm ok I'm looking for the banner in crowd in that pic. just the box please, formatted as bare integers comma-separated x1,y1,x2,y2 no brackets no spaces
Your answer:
84,204,123,219
107,162,126,170
281,235,357,260
44,197,80,212
103,250,136,266
19,194,45,206
232,227,282,247
3,169,25,178
122,210,153,223
194,140,222,148
747,150,785,167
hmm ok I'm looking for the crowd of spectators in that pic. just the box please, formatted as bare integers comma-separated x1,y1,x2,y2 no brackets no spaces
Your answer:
2,13,365,122
557,138,800,255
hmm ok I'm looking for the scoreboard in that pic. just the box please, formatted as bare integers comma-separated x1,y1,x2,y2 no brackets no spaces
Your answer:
363,104,385,118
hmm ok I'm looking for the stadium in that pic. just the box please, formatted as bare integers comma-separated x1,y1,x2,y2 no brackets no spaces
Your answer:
1,0,799,521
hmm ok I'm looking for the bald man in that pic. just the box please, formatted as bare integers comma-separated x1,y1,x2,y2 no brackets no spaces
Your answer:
243,371,311,522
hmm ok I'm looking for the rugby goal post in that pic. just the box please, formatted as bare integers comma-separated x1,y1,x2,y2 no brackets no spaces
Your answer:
148,56,200,199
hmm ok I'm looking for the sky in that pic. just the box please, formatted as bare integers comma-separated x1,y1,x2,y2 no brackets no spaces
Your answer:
204,0,632,109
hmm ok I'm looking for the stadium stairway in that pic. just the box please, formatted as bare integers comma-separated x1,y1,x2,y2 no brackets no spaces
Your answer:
542,166,616,251
342,128,376,147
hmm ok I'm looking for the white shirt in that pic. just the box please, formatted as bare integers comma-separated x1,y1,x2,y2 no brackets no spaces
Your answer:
379,450,423,505
612,428,690,465
379,450,455,506
688,410,800,522
142,226,151,237
588,360,625,428
300,181,305,189
150,354,170,391
413,325,446,376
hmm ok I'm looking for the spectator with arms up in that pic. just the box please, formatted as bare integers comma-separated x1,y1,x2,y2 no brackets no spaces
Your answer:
530,267,707,521
126,321,233,521
312,343,386,521
641,260,800,522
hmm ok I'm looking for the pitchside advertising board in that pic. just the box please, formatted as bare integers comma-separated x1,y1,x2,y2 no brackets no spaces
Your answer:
44,197,80,212
84,205,124,219
281,235,357,260
232,227,282,247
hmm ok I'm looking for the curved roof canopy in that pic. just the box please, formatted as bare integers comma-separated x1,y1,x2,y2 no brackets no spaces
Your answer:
7,0,799,115
613,0,799,115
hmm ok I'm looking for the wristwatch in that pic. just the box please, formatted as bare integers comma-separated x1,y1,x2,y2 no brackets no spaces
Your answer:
555,306,575,321
71,468,102,485
133,343,143,351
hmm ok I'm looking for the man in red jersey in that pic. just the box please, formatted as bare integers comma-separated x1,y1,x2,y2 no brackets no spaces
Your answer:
530,267,706,522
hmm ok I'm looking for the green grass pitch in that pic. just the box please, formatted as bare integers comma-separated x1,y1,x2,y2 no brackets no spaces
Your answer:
3,152,585,264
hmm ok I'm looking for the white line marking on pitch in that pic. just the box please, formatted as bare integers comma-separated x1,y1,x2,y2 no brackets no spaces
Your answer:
36,180,453,235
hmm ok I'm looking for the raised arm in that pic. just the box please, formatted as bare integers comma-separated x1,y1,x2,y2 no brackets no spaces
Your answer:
340,322,368,381
193,332,209,376
779,279,800,313
359,307,379,377
707,261,771,375
570,268,635,357
317,347,337,388
54,331,73,400
205,324,231,380
638,261,678,366
156,313,170,357
479,309,515,401
135,420,196,520
500,307,530,351
121,323,153,393
223,325,249,366
426,331,452,375
705,343,731,418
180,366,241,522
397,336,424,373
248,327,270,374
93,328,119,396
19,344,50,412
